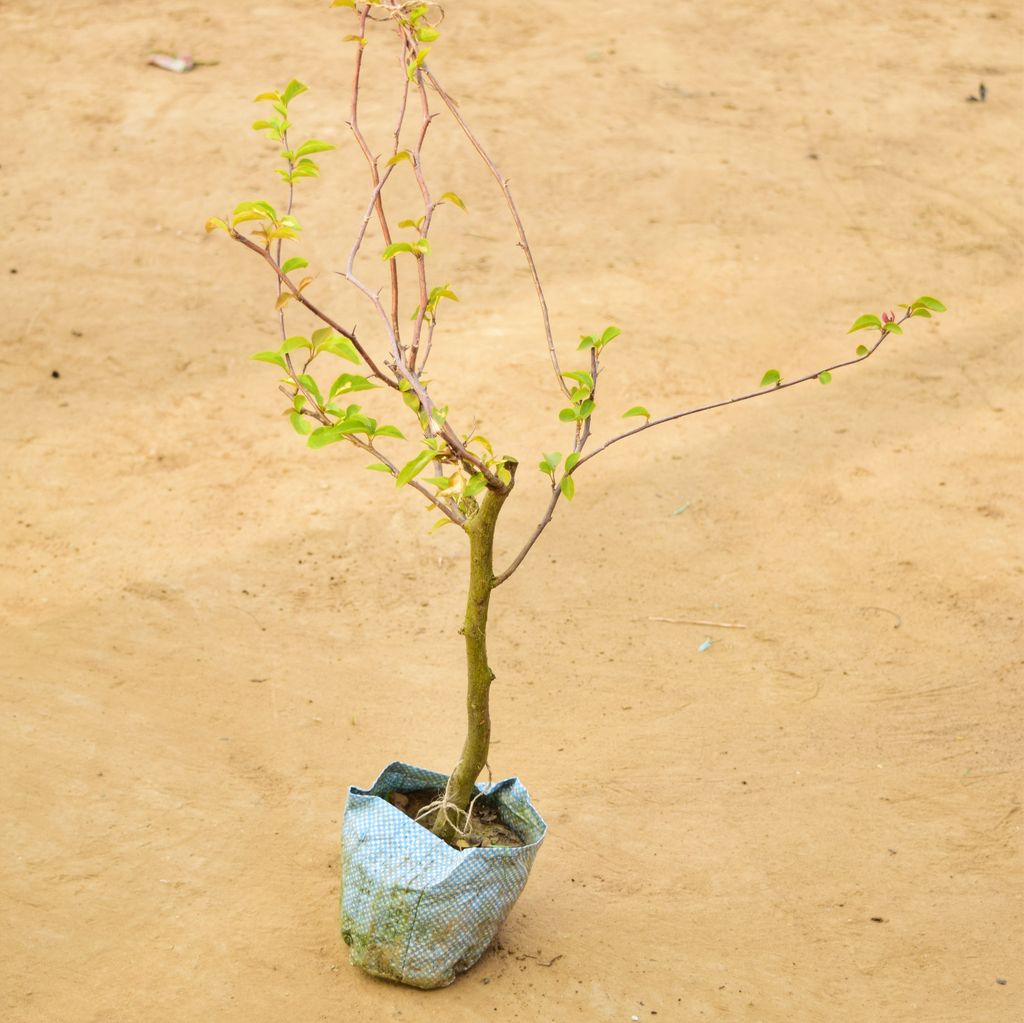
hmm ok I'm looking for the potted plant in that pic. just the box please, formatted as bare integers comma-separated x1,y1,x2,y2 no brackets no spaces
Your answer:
206,0,945,990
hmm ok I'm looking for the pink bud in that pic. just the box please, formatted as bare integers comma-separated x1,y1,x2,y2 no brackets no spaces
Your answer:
882,311,895,323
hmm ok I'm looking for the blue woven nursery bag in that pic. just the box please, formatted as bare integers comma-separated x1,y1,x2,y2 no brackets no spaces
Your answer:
340,761,547,989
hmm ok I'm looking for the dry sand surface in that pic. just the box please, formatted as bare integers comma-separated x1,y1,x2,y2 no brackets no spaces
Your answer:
2,1,1022,1020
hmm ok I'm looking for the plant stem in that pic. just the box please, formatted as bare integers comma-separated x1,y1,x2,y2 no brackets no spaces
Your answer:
432,468,515,844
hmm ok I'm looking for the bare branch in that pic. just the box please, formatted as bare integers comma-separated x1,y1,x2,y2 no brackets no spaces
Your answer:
495,320,902,586
349,6,406,344
424,67,571,400
573,325,900,473
229,230,396,387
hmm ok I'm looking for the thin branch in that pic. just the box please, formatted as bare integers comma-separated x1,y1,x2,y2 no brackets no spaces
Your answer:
230,230,396,387
495,320,903,587
424,67,571,400
349,7,405,344
573,325,899,473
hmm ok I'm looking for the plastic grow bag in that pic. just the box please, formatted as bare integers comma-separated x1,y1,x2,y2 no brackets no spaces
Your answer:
340,761,547,989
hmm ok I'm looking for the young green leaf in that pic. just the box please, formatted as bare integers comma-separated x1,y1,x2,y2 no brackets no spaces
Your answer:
622,405,650,420
281,80,308,106
294,139,334,159
289,411,314,435
329,373,377,398
848,314,882,334
416,26,441,42
439,191,467,211
558,407,579,423
253,91,280,103
307,425,347,449
382,241,415,260
464,473,488,498
562,370,595,390
395,450,435,487
560,475,575,501
912,295,946,313
366,463,392,473
251,351,287,369
280,335,310,355
280,256,308,274
564,452,581,473
412,238,431,256
882,321,903,335
577,335,596,351
204,217,228,233
342,34,367,45
578,399,596,419
856,344,869,356
911,307,932,318
818,371,832,385
298,374,323,406
387,150,412,166
760,369,781,387
599,325,622,346
317,335,362,364
406,49,430,80
372,424,405,440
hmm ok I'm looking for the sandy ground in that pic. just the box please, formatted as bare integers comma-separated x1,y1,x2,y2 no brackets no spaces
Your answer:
2,1,1022,1020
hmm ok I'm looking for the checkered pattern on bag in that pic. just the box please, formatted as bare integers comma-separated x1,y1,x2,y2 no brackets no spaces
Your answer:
340,761,547,989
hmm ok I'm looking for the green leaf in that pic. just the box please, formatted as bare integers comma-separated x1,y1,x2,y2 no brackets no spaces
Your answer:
373,424,405,440
562,370,594,390
599,325,622,346
295,139,334,158
396,450,435,487
818,371,832,385
281,256,308,274
912,295,946,313
760,369,781,387
298,374,323,406
329,373,377,398
911,307,932,318
558,407,579,423
253,91,280,102
412,237,431,256
382,241,415,260
307,425,347,449
439,191,467,211
424,476,453,489
281,80,308,106
312,330,361,364
279,335,310,355
289,160,320,179
416,26,441,42
397,218,422,230
856,344,869,357
565,452,581,473
622,405,650,420
883,321,903,335
577,335,596,351
251,351,287,369
342,34,367,45
366,463,392,473
569,385,591,403
578,399,596,419
289,411,314,435
386,150,412,166
406,49,430,80
204,217,228,233
848,314,882,334
464,473,488,498
540,452,562,473
560,475,575,501
330,0,356,7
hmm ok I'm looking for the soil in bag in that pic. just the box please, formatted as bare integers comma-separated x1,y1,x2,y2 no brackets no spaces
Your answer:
386,789,525,850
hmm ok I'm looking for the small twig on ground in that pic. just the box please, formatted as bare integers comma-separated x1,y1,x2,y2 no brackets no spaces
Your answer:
646,616,748,629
